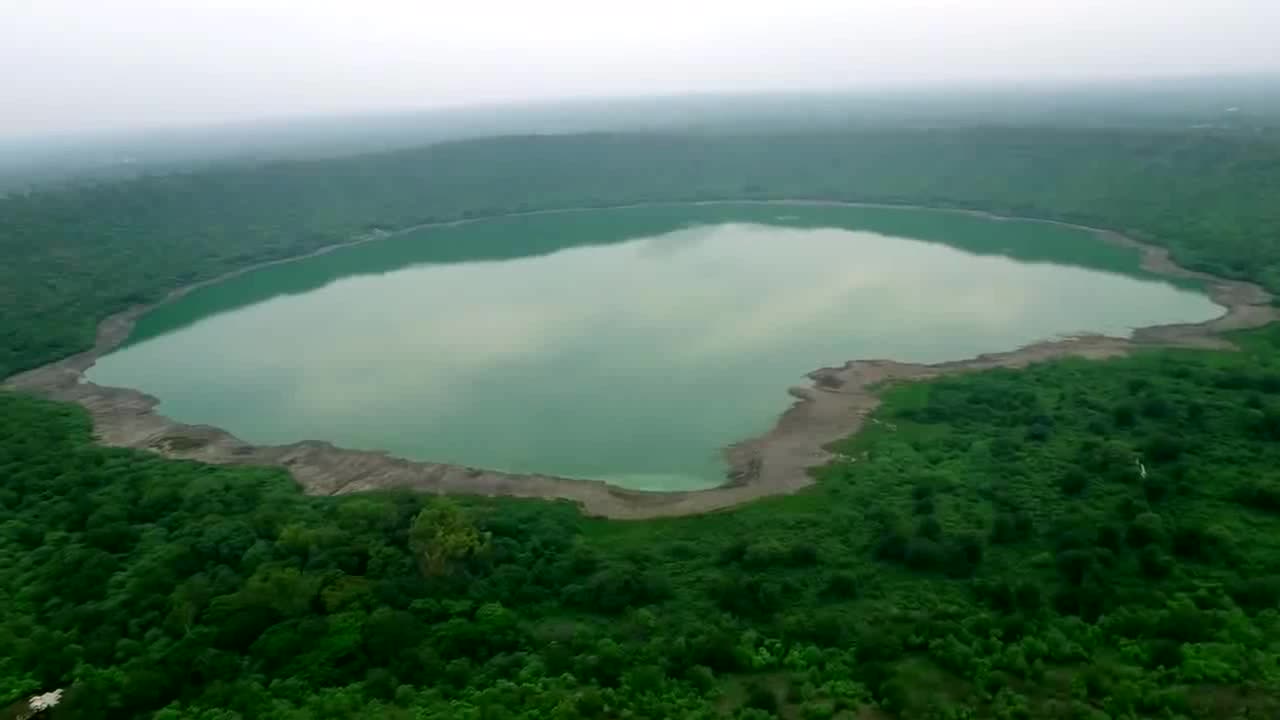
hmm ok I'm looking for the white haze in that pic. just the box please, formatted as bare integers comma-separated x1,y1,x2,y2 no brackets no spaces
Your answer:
2,0,1278,137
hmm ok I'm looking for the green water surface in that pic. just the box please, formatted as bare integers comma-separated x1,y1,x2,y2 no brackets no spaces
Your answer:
88,204,1222,490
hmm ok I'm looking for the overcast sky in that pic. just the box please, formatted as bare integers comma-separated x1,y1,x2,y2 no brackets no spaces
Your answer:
3,0,1278,137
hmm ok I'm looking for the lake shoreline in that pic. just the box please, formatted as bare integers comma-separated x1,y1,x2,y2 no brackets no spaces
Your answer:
5,200,1276,519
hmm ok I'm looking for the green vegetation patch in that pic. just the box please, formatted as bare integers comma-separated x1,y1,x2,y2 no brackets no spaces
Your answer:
4,327,1280,717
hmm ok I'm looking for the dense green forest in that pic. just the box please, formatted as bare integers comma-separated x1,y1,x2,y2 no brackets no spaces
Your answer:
4,127,1280,718
5,330,1280,718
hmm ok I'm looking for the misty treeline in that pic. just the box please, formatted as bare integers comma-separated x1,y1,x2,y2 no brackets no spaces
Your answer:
3,126,1280,717
3,128,1280,380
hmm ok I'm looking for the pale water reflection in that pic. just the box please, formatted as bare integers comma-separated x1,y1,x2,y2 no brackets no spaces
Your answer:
88,205,1221,490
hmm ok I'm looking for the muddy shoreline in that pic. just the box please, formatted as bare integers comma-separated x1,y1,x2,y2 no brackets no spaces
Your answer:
5,201,1276,519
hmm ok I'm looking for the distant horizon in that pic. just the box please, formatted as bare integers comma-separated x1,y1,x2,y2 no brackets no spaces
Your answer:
7,0,1278,139
4,70,1278,145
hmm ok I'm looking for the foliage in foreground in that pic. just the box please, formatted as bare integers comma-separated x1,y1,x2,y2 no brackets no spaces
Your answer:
4,327,1280,718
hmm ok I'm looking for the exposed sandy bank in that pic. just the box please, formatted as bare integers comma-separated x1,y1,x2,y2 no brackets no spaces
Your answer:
5,202,1276,520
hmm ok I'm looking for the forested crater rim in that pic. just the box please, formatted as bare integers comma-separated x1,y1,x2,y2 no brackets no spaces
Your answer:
5,200,1276,519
